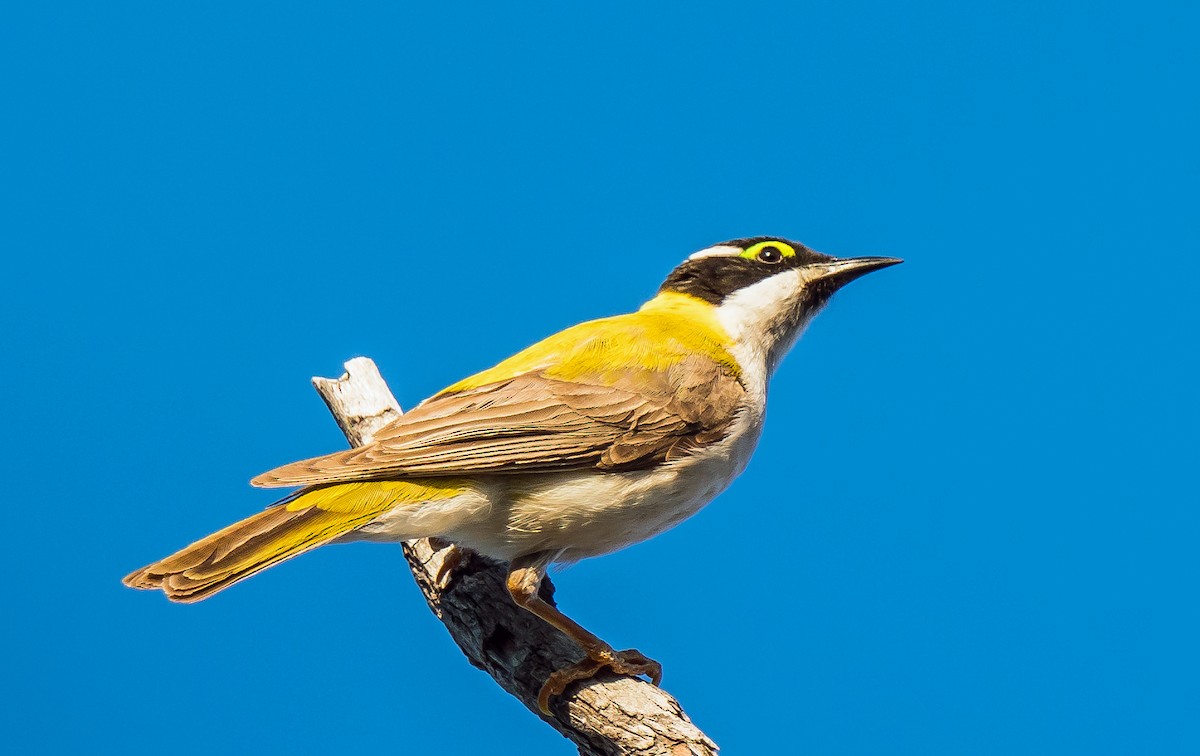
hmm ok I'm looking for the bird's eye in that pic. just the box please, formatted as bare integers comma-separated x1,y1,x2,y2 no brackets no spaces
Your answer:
756,246,784,264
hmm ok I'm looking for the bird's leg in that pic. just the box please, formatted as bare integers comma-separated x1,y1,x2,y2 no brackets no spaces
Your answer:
506,552,663,714
428,538,466,590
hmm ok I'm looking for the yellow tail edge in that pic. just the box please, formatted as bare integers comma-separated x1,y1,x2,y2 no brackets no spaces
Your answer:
122,484,403,603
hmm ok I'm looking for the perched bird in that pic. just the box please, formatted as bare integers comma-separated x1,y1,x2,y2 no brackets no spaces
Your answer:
125,237,899,712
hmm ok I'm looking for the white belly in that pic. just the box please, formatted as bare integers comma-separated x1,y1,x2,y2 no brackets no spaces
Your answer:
446,408,764,562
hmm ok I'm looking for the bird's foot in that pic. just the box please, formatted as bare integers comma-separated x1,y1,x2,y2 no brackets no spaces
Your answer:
537,647,663,714
431,542,465,590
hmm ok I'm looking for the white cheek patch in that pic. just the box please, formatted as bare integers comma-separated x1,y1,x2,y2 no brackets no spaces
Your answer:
714,269,817,387
714,270,805,339
688,245,744,261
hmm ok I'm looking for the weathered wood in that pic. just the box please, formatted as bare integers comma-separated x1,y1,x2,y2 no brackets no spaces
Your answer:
311,357,718,756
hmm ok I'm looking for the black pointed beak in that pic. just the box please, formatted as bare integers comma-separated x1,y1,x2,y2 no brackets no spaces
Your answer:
809,256,903,288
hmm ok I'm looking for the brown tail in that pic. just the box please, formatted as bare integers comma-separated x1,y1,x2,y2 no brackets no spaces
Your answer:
123,488,393,602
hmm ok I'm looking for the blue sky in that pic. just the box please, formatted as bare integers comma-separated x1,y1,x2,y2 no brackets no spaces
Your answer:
2,2,1198,753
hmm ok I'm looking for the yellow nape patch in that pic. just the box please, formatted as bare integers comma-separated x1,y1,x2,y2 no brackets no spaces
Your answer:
286,479,466,514
740,240,796,260
438,291,737,394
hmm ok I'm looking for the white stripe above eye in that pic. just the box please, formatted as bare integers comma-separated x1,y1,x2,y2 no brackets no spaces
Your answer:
688,245,744,261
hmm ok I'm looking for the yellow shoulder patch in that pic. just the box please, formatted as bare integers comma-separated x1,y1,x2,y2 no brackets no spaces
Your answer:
438,291,737,395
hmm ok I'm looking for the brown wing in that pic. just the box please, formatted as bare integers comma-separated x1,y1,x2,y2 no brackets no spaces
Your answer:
251,355,746,488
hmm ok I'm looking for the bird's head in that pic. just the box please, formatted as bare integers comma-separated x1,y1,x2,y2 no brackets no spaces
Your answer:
659,236,901,379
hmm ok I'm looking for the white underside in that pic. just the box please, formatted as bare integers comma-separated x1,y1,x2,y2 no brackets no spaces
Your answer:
350,268,814,563
350,404,764,563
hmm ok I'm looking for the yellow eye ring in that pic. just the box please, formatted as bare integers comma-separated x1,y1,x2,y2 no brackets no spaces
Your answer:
741,240,796,263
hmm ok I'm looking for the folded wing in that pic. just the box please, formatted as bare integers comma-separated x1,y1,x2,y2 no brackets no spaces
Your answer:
252,355,745,488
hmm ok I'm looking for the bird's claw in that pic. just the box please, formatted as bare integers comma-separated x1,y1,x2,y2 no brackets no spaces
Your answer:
537,648,663,714
432,543,465,589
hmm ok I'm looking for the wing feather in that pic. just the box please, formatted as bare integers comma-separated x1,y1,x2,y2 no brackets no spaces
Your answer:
252,355,746,488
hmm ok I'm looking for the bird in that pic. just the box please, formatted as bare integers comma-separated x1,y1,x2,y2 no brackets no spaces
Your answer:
125,236,900,712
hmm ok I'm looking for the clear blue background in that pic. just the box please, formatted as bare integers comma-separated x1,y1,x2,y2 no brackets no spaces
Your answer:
3,2,1197,754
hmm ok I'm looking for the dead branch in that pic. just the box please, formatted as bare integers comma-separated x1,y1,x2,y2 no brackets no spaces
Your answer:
311,357,718,756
